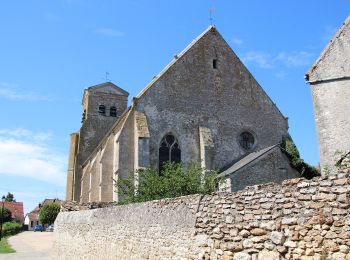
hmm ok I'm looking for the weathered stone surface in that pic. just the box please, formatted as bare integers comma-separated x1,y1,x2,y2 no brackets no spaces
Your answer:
55,153,350,260
233,252,251,260
258,250,280,260
68,25,297,204
250,228,267,236
270,231,286,245
306,15,350,174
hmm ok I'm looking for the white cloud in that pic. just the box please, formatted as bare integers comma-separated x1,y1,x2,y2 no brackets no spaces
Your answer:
275,51,313,67
232,37,243,46
0,128,66,186
242,51,313,70
241,51,274,69
0,82,53,101
94,28,124,37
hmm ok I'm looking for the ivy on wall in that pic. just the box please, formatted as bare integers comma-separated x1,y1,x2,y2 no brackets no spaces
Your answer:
280,137,320,179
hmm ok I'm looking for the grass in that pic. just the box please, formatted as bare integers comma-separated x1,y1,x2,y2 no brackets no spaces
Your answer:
0,236,15,254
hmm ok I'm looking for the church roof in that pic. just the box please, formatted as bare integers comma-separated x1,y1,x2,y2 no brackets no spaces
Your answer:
218,144,280,178
136,25,216,99
305,15,350,82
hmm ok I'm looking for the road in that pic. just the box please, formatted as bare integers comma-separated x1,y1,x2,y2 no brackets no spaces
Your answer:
0,231,53,260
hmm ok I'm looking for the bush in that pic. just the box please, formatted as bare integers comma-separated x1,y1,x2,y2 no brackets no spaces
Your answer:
2,222,21,237
117,162,220,204
281,137,320,179
39,203,60,225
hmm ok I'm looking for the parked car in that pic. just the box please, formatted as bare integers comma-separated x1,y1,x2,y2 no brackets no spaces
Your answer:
34,224,43,232
46,225,54,232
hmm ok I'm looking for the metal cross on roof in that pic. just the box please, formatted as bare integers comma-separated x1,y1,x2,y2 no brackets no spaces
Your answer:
105,72,110,82
209,8,215,26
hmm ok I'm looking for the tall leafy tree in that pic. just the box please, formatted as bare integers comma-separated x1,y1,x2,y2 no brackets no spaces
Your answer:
1,207,12,222
5,192,15,202
39,203,60,225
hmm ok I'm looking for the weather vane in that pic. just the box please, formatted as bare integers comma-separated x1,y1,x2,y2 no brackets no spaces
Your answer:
209,8,215,26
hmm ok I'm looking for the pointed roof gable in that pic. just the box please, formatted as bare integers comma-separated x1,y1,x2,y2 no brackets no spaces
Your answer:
136,26,216,98
135,25,285,120
306,16,350,83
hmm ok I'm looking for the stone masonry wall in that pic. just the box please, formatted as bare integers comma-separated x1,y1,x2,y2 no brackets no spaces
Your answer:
54,157,350,260
53,195,203,260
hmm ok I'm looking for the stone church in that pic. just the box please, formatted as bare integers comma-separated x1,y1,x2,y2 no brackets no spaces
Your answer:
66,26,299,203
306,15,350,173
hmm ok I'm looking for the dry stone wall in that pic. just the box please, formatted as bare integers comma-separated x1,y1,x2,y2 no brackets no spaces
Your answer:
54,158,350,260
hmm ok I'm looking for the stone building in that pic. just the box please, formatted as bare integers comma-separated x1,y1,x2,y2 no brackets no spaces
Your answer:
306,16,350,173
66,26,299,203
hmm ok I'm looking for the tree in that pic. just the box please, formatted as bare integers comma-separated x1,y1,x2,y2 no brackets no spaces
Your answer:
1,207,12,222
117,162,220,204
39,203,60,225
5,192,15,202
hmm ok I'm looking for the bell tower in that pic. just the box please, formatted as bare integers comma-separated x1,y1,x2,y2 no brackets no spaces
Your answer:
66,82,129,201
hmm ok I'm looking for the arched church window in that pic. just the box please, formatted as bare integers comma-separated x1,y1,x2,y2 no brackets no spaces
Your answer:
98,105,106,115
110,107,117,117
239,131,255,150
159,134,181,174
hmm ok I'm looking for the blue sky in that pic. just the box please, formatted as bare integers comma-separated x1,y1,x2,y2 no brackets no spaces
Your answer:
0,0,349,213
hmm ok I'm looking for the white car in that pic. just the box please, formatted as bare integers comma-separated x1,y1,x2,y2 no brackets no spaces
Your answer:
46,225,54,232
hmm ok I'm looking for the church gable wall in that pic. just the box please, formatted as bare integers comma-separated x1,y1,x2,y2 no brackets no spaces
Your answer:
136,29,288,171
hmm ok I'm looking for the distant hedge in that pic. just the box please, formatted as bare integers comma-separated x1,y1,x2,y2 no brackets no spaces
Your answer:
2,222,21,237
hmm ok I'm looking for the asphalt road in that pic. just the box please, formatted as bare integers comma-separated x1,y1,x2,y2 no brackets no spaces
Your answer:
0,231,53,260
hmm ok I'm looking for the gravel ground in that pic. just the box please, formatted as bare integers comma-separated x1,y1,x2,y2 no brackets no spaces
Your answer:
0,231,53,260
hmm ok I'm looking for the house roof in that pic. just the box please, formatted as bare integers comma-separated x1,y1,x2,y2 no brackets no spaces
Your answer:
27,212,39,221
3,201,24,220
218,144,280,178
305,15,350,81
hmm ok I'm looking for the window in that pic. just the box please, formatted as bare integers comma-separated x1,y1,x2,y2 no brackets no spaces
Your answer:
213,59,218,69
159,134,181,174
30,221,33,228
98,105,106,115
110,107,117,117
239,131,255,150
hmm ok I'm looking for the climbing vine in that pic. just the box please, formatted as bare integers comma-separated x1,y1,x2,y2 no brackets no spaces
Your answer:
280,137,320,179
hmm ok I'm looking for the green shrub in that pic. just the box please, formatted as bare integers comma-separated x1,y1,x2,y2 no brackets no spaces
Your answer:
281,137,320,179
117,162,220,204
2,222,21,237
39,202,60,225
